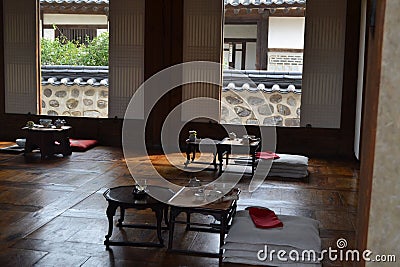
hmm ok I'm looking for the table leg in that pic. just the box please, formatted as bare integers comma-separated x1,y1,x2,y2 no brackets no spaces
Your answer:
24,138,34,155
186,212,191,230
104,202,118,249
40,145,49,159
117,207,125,227
252,153,256,175
219,214,227,264
212,153,217,171
155,208,164,246
192,147,196,161
164,206,169,226
168,208,179,250
218,151,223,175
185,144,191,166
60,136,72,156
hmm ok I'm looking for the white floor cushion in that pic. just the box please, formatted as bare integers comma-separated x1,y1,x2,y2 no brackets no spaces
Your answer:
223,210,321,266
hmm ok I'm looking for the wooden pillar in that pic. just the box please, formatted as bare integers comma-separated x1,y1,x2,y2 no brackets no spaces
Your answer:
256,16,268,70
356,0,386,265
0,1,4,118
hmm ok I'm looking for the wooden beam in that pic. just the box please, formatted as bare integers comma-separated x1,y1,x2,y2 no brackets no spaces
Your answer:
256,17,268,70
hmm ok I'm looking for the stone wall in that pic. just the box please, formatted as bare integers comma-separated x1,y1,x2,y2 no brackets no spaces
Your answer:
221,90,301,127
40,83,300,125
41,84,108,118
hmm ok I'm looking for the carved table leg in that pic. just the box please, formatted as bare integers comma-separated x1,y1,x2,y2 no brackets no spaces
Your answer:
117,207,125,227
104,202,118,250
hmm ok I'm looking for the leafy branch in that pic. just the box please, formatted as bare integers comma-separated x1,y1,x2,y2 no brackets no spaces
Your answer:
41,31,109,66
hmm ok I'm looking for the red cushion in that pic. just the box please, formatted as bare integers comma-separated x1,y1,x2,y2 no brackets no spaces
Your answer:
69,139,98,152
248,207,283,229
256,151,280,160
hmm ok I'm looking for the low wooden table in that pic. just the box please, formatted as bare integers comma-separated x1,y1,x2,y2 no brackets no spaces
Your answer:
167,188,240,263
185,137,261,175
217,138,261,175
23,126,72,159
185,139,221,170
103,185,172,248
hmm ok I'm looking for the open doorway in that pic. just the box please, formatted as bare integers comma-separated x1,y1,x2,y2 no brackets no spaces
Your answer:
221,1,306,127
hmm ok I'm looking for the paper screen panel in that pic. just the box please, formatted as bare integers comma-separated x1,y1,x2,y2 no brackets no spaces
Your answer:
181,0,223,122
3,0,38,114
108,0,145,118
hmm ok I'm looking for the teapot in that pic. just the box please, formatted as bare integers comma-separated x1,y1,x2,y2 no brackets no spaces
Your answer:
229,132,236,140
188,177,201,187
188,130,197,142
54,119,66,128
241,136,250,144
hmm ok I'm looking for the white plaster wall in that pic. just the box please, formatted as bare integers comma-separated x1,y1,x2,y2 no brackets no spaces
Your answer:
366,0,400,264
43,29,55,40
97,28,108,35
43,14,108,25
268,17,305,49
224,24,257,39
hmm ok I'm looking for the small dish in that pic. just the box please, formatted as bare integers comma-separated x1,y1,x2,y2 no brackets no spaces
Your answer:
39,119,52,127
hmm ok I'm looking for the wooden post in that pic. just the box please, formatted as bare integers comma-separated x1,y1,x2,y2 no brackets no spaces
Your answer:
256,16,269,70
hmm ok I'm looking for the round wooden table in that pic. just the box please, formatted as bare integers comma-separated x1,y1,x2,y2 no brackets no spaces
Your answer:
103,185,173,248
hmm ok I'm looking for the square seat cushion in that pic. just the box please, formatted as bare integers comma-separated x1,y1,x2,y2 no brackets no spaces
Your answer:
69,139,98,152
223,210,321,266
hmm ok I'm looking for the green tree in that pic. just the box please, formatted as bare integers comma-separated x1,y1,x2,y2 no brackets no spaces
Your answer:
40,32,109,66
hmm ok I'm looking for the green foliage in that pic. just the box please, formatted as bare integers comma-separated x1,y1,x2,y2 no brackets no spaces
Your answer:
40,32,109,66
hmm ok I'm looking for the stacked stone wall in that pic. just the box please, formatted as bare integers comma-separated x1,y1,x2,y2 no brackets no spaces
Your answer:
41,84,108,118
221,90,301,127
40,83,299,125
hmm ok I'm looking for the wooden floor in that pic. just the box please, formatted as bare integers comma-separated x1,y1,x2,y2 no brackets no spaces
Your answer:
0,142,359,267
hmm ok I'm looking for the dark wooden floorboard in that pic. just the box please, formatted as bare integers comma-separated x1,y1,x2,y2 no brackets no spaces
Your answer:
0,144,359,266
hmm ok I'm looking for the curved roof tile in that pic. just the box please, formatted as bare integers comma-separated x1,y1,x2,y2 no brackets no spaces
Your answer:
224,0,306,6
40,0,109,4
40,65,302,91
40,0,305,6
41,65,109,86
